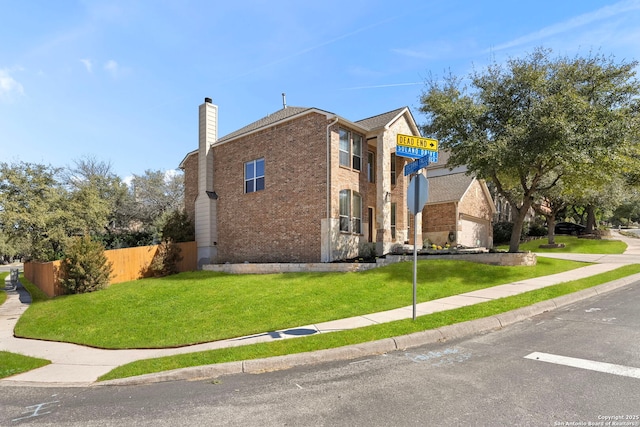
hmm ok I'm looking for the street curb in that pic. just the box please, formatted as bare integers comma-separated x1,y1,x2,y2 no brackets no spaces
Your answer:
243,338,397,374
493,300,557,327
97,275,640,387
99,361,244,386
392,329,444,350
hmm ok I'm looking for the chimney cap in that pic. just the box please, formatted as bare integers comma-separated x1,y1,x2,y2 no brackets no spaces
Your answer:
204,97,212,104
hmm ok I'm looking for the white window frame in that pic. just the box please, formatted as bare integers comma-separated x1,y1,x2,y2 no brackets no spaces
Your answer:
339,189,362,234
367,151,375,183
391,153,397,186
338,128,362,172
352,191,362,234
339,189,350,232
339,129,350,168
391,202,397,240
352,133,362,171
244,158,265,194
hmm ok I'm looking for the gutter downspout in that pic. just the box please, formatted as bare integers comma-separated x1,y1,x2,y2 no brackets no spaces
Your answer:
326,116,339,262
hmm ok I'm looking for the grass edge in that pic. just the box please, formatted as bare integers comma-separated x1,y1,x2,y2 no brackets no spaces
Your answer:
98,264,640,382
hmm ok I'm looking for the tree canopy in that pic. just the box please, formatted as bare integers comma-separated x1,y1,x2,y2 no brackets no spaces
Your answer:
420,48,640,251
0,158,188,261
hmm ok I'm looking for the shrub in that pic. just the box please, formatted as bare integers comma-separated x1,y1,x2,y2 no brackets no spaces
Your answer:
60,236,112,294
493,221,530,244
149,240,183,277
358,242,377,261
528,223,547,237
161,210,195,243
493,222,514,244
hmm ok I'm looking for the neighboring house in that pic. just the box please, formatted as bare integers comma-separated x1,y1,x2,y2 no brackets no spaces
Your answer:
180,98,495,266
422,151,496,248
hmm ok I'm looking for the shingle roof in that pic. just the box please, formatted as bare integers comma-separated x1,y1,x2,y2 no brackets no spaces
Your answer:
427,172,474,204
217,106,319,143
355,107,407,131
215,105,416,145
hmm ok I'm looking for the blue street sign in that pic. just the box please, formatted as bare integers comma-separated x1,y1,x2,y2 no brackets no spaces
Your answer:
404,155,431,176
397,145,439,162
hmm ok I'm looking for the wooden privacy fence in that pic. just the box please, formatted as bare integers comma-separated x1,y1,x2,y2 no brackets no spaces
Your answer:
24,241,197,297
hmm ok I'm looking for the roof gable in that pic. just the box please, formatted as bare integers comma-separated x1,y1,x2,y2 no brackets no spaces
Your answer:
427,172,475,204
355,107,406,131
217,106,316,144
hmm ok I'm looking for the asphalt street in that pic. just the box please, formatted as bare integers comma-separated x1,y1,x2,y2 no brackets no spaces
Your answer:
2,277,639,426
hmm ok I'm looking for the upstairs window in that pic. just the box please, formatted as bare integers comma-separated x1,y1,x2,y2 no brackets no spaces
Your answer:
339,128,362,171
367,151,375,183
245,158,265,193
339,129,350,168
352,134,362,171
391,153,397,186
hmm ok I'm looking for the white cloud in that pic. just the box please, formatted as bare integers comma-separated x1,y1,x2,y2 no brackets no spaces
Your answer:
0,68,24,100
392,48,434,60
491,0,640,52
80,58,93,73
104,59,119,77
341,82,423,91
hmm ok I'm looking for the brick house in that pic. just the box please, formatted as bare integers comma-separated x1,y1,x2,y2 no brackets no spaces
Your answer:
422,151,495,248
180,98,494,266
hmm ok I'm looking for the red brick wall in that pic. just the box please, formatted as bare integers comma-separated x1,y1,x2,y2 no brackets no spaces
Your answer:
212,112,329,263
182,154,198,225
423,202,456,235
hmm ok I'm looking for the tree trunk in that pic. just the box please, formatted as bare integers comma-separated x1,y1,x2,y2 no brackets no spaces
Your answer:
586,205,596,233
546,215,556,245
509,208,529,252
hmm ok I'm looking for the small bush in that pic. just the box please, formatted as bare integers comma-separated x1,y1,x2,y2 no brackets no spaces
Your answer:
60,236,112,294
161,210,195,243
493,221,531,244
358,242,377,261
149,240,183,277
528,223,547,237
493,222,514,244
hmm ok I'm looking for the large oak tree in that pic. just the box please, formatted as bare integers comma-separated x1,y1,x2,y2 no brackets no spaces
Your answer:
420,48,640,252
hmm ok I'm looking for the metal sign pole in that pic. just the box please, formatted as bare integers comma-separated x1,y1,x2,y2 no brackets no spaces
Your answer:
413,210,418,321
412,174,420,321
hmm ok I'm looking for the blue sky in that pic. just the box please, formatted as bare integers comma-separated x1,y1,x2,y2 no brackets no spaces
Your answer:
1,0,640,179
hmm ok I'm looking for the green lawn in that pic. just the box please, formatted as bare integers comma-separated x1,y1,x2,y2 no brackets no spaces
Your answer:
503,235,627,254
0,351,50,379
100,263,640,381
16,258,588,349
0,272,7,306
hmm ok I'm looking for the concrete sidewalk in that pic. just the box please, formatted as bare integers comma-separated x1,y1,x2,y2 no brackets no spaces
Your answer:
1,232,639,387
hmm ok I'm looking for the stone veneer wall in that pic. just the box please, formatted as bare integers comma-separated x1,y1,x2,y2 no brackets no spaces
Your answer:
203,251,536,274
386,251,537,266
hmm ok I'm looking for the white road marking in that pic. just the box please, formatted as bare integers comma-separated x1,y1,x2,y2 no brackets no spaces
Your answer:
525,352,640,379
12,401,60,422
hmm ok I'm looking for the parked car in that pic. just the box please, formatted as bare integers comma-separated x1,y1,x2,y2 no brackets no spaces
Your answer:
554,222,587,235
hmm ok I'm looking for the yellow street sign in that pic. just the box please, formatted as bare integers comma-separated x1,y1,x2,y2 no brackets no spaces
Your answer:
396,134,438,152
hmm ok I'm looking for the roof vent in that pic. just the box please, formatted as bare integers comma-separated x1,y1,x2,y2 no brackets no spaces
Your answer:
282,93,287,109
204,97,212,104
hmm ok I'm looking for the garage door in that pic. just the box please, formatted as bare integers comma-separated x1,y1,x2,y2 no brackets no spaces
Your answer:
459,218,490,248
